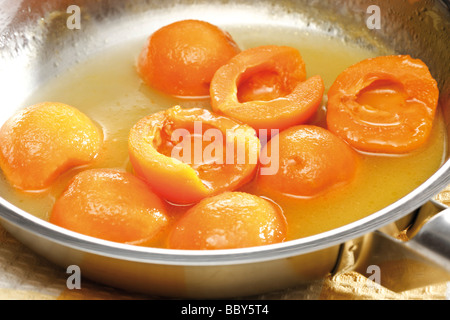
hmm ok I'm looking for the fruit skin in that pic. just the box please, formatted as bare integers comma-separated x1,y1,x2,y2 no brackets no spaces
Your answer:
258,125,360,198
0,102,102,191
326,55,439,154
167,192,287,250
128,106,260,205
210,45,325,132
137,19,240,98
50,169,169,245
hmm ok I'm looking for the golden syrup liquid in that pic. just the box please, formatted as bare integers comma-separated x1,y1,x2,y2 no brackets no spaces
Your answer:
0,25,446,243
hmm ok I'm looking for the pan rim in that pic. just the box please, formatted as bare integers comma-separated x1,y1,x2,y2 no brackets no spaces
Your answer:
1,158,449,267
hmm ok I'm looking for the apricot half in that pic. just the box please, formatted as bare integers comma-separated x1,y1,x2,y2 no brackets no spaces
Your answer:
137,19,240,98
326,55,439,154
128,106,260,204
258,125,359,198
210,45,325,132
0,102,102,191
167,192,287,250
50,169,169,245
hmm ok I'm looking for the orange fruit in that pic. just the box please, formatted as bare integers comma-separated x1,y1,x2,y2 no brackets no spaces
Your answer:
258,125,359,198
137,19,240,98
0,102,102,191
326,55,439,154
210,45,324,132
167,192,287,250
128,106,260,205
50,169,169,245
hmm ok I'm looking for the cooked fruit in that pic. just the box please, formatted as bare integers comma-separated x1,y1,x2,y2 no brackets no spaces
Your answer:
137,19,240,97
167,192,287,250
50,169,169,245
258,125,360,198
128,106,260,204
326,55,439,154
210,45,324,132
0,102,102,191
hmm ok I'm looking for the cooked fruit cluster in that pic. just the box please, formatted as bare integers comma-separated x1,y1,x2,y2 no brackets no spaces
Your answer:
0,20,439,250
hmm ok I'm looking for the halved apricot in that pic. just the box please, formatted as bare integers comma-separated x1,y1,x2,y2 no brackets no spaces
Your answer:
50,169,169,245
167,192,287,250
210,45,325,132
0,102,102,191
326,55,439,154
128,106,260,205
137,19,240,98
258,125,359,198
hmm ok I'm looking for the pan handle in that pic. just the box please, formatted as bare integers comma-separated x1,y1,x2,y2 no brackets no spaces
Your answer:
404,206,450,272
346,205,450,294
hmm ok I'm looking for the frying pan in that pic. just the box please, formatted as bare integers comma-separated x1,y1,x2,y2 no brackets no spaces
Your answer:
0,0,449,298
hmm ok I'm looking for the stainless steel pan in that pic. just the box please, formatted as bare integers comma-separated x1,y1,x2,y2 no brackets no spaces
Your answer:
0,0,449,298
